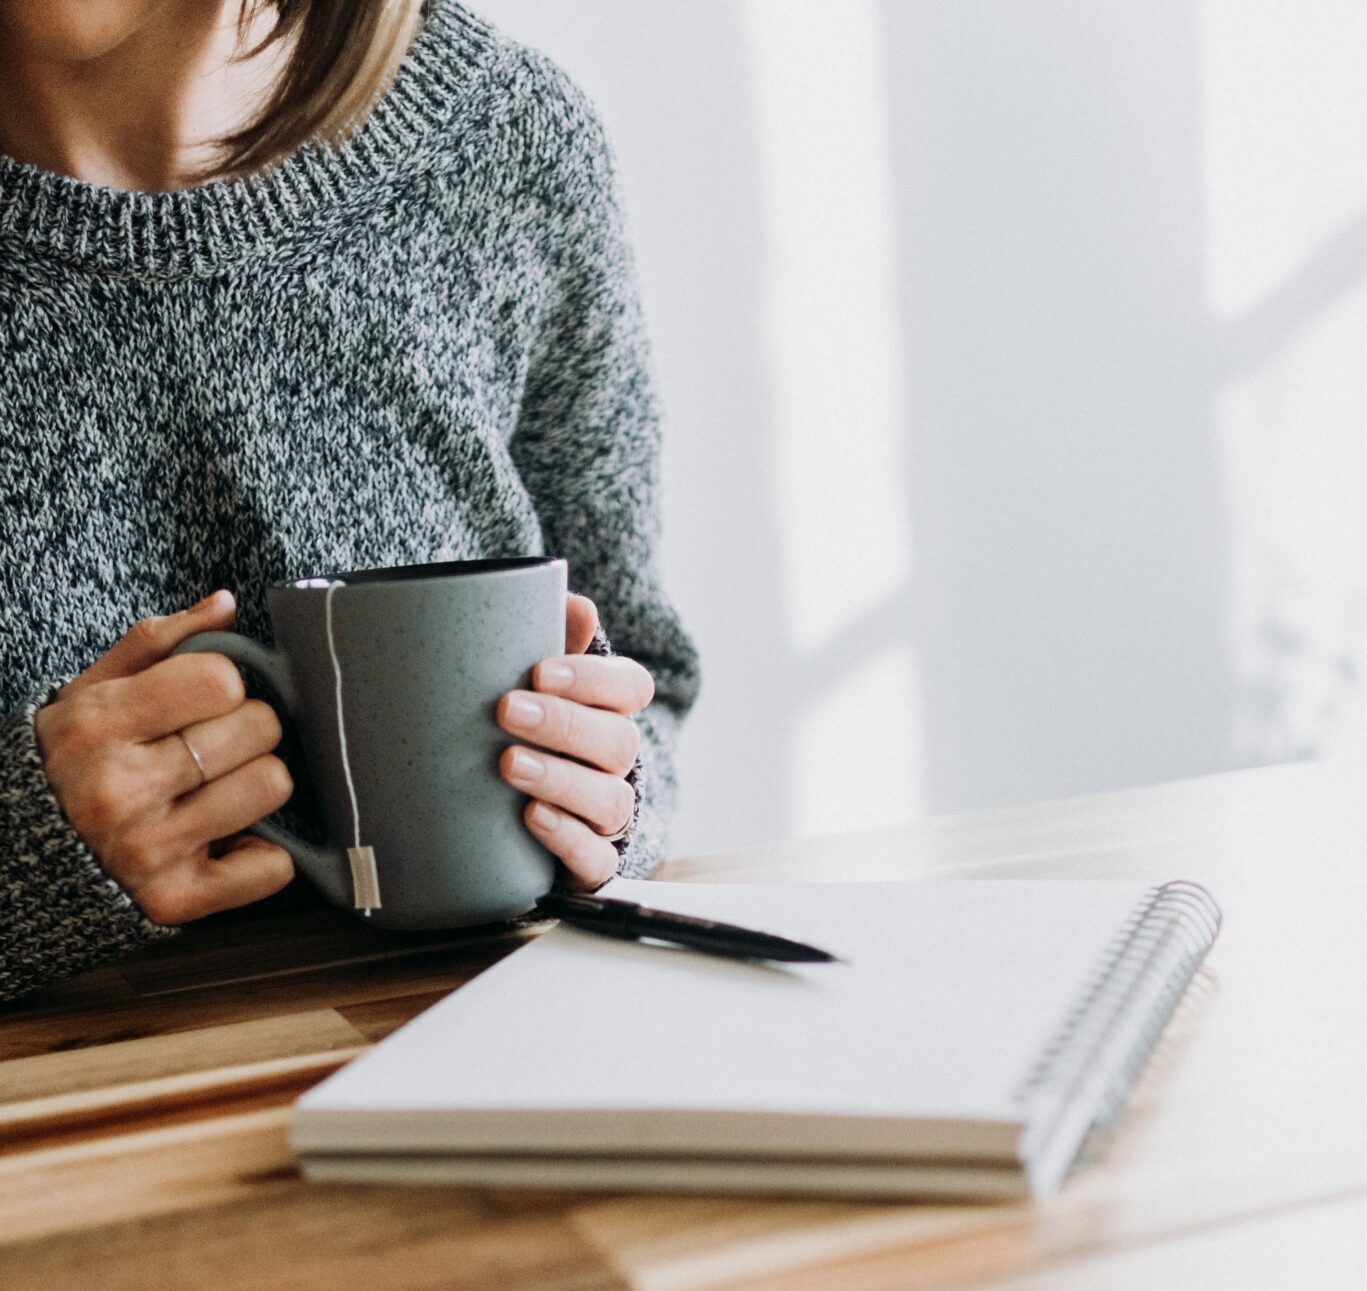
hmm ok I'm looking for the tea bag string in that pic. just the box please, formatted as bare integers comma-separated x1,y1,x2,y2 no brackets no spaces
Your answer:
323,580,381,915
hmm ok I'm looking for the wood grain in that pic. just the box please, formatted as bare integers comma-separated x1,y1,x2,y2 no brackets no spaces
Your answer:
0,1107,297,1244
0,1009,364,1105
0,936,533,1061
1,757,1364,1290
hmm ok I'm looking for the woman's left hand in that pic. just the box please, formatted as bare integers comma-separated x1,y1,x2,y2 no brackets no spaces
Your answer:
496,594,654,890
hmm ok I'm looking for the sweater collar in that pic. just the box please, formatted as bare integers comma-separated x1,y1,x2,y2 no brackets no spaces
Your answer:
0,0,500,280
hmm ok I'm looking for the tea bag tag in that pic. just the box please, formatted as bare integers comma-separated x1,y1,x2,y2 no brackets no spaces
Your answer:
348,845,382,914
319,578,381,917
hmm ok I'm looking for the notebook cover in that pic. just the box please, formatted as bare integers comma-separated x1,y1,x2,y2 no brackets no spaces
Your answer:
294,877,1220,1196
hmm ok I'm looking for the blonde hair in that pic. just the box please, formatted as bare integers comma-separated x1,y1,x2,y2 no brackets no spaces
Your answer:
204,0,425,183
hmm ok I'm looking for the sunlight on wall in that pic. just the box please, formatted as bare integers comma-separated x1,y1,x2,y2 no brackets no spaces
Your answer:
1202,4,1367,320
740,0,912,658
1203,2,1367,763
741,0,923,834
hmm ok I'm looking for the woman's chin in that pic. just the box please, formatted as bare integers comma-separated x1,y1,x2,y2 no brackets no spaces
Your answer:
1,0,195,64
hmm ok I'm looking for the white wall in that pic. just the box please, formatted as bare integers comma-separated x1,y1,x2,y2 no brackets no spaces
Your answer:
476,1,1367,858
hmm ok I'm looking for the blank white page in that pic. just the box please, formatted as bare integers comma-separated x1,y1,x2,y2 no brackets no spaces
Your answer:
296,879,1154,1157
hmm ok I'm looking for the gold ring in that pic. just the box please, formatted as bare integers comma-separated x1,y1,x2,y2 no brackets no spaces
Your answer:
177,730,208,788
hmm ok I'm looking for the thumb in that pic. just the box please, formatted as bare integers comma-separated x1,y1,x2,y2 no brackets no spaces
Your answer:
68,590,237,692
192,838,296,918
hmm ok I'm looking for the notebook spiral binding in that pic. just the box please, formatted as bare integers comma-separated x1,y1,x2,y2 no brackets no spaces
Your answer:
1015,880,1222,1144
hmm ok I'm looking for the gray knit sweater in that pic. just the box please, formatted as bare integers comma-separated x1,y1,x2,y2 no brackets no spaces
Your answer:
0,0,700,1004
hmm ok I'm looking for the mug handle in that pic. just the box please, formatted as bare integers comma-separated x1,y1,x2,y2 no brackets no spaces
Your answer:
172,631,353,909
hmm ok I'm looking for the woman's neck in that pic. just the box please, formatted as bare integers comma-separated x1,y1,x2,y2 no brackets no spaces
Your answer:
0,0,290,191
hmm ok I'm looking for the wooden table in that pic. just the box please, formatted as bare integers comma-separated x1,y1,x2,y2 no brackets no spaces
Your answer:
3,757,1366,1290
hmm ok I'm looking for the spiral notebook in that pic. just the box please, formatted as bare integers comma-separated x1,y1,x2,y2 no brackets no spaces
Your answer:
293,877,1221,1199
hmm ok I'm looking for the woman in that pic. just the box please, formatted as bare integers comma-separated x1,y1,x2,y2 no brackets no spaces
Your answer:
0,0,701,1003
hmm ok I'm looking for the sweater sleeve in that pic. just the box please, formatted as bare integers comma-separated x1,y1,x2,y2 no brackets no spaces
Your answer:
505,47,702,878
1,691,176,1005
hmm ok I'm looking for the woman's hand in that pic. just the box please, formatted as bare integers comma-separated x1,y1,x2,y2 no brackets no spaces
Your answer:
33,591,296,925
496,594,655,890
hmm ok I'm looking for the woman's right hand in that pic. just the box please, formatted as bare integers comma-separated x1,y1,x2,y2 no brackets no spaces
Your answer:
33,590,296,926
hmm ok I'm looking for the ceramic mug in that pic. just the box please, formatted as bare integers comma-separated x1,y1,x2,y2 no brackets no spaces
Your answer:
174,557,567,929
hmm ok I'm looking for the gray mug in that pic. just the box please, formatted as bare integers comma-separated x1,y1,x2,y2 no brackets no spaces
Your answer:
174,557,568,930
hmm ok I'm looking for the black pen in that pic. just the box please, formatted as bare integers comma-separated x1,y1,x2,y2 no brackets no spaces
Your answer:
535,892,842,964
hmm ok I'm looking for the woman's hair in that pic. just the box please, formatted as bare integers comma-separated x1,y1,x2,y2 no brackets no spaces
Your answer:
205,0,424,182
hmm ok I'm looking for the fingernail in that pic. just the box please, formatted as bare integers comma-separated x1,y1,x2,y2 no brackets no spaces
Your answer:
509,748,545,781
538,662,574,691
530,801,560,829
506,695,545,728
191,590,233,613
